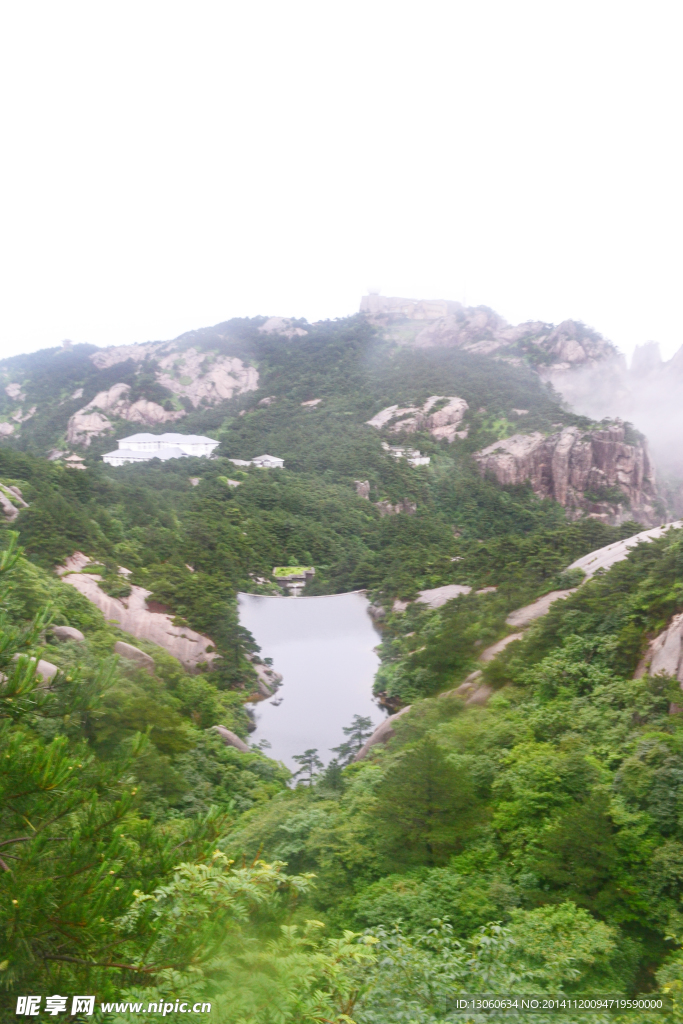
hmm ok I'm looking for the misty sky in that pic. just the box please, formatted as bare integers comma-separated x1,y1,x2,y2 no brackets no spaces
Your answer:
1,1,681,362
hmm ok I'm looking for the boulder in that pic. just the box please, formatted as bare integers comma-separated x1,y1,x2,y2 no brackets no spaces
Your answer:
12,654,59,683
114,641,155,674
52,625,85,643
211,725,250,753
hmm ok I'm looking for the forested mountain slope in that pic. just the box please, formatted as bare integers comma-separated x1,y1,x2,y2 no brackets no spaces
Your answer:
2,309,683,1020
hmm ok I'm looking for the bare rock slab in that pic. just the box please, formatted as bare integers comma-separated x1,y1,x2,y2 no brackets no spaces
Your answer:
211,725,250,753
505,589,577,628
479,633,525,663
416,584,472,609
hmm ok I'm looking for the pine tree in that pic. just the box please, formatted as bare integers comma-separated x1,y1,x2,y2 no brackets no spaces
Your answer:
331,714,374,765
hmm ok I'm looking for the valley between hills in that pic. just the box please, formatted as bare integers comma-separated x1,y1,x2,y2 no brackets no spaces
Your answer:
3,300,683,1021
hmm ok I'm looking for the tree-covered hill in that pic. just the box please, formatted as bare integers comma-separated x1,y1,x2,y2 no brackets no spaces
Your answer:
3,312,683,1019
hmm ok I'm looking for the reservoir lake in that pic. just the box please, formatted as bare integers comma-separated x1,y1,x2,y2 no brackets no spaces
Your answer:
238,591,384,770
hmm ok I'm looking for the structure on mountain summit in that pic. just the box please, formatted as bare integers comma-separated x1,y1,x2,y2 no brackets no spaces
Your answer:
102,433,219,466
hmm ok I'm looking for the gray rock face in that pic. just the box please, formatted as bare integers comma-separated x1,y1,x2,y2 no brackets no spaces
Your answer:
506,590,577,628
52,625,86,642
252,662,282,698
568,521,682,578
67,383,185,445
474,423,659,525
367,396,469,443
211,725,250,753
59,551,217,671
648,614,683,681
416,584,472,609
355,480,370,499
67,344,258,446
354,706,412,761
479,634,525,663
360,296,617,369
114,640,155,674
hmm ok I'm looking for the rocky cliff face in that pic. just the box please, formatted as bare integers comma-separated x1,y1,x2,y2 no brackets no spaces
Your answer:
65,345,258,445
474,422,660,524
361,294,618,369
367,395,469,442
539,339,683,481
67,383,186,445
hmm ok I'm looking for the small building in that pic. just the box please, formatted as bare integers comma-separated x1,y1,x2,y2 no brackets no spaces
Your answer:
252,454,284,469
64,454,86,470
381,441,430,467
228,454,285,470
273,565,315,596
102,433,220,466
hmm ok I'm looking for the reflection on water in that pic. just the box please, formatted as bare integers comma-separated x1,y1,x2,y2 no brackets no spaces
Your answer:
238,591,384,770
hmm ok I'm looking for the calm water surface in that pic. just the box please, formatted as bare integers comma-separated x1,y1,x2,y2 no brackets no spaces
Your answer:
238,591,384,769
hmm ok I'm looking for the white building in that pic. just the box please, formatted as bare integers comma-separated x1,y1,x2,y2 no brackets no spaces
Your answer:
228,454,284,469
252,454,284,469
381,442,430,467
102,433,220,466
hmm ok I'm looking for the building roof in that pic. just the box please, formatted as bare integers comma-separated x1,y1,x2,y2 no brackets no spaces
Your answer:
104,447,189,461
119,432,218,445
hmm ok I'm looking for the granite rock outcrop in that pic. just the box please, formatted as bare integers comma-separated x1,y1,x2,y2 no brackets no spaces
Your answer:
367,395,469,442
258,317,308,338
360,294,618,370
0,483,27,521
474,422,659,525
58,552,217,671
87,342,258,415
67,383,185,445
